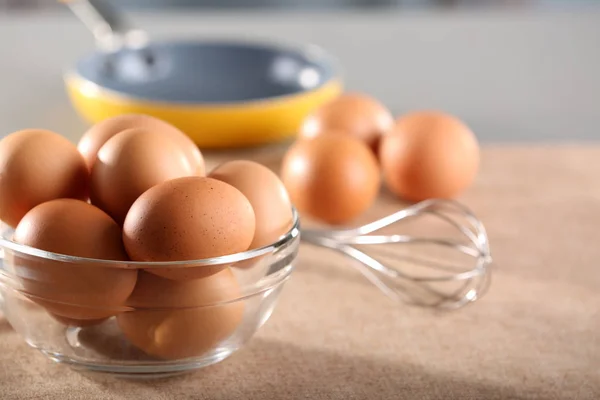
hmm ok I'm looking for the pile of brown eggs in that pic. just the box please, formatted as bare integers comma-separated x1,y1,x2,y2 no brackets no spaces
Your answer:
0,115,293,359
280,92,481,224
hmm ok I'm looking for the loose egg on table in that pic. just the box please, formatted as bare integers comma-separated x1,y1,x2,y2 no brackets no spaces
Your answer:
123,176,256,280
12,198,137,322
299,92,394,153
379,110,480,201
0,129,89,227
281,132,380,225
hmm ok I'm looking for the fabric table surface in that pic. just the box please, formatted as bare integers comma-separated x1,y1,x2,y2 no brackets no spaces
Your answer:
0,145,598,399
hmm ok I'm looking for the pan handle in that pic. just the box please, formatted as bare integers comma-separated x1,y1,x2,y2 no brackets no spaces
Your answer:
62,0,149,52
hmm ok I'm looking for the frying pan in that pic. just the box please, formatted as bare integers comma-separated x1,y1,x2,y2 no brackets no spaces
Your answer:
63,0,343,148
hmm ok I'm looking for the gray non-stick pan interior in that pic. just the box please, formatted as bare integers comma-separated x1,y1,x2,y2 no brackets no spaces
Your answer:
75,41,336,104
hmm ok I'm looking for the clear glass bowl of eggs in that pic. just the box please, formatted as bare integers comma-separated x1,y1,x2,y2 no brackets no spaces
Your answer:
0,115,298,378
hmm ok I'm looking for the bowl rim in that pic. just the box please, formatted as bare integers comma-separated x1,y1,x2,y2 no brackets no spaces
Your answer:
65,37,344,107
0,208,300,268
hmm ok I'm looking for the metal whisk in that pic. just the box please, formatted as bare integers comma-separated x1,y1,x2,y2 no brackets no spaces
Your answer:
301,199,492,309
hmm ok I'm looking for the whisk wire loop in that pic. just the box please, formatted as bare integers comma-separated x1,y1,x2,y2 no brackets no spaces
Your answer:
301,199,492,309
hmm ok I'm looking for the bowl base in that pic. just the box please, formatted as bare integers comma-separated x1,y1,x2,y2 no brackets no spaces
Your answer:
37,346,236,379
24,322,237,379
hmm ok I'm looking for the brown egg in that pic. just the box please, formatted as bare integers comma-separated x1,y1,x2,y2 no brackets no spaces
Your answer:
209,160,293,249
0,129,88,227
117,270,245,360
299,92,394,153
281,133,380,225
380,111,480,201
90,127,196,224
123,176,255,280
12,199,137,320
78,113,205,175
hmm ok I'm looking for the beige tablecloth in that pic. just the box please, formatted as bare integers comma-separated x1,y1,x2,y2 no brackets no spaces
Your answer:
0,145,598,399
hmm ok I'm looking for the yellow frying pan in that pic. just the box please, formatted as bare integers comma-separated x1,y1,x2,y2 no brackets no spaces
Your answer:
63,0,343,148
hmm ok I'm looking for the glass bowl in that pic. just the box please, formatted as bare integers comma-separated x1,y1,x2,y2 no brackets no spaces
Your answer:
0,210,300,379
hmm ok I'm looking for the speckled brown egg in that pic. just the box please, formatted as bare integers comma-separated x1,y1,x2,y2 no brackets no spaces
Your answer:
117,270,244,360
299,92,394,153
12,198,137,320
123,176,255,280
0,129,88,227
281,133,380,225
380,111,480,201
209,160,293,249
90,127,196,225
78,114,205,175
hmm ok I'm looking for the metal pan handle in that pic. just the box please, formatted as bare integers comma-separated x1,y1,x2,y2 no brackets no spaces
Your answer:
62,0,148,52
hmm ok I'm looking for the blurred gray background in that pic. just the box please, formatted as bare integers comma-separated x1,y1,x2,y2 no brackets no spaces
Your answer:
0,0,596,10
0,0,598,143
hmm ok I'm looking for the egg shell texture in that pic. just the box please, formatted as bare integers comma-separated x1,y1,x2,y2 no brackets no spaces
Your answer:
379,111,480,201
117,270,245,360
0,129,89,227
90,127,196,225
12,198,137,320
209,160,293,249
78,113,205,175
123,176,255,279
299,92,394,152
281,133,380,225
